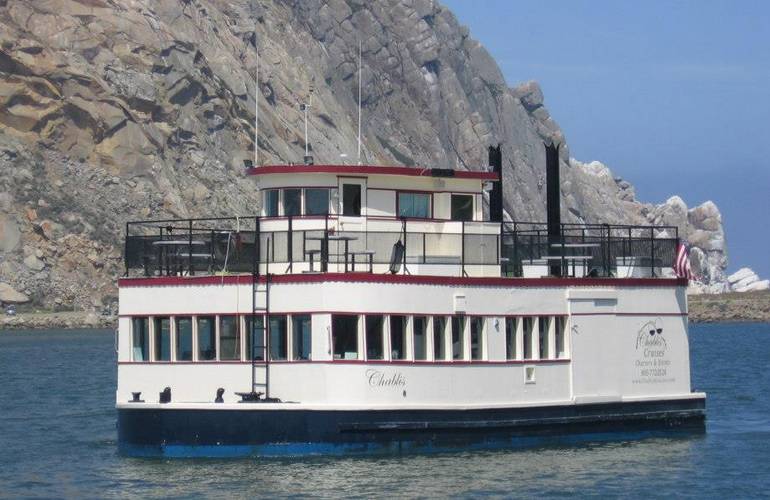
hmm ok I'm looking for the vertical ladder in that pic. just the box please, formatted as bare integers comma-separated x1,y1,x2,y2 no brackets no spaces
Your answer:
251,273,270,398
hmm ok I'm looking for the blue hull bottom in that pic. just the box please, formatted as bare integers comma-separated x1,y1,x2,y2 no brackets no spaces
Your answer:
117,398,705,458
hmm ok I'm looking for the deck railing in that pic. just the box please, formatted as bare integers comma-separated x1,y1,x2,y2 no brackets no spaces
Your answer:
123,216,679,279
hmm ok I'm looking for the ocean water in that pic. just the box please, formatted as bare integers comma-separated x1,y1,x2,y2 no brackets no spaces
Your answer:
0,323,768,499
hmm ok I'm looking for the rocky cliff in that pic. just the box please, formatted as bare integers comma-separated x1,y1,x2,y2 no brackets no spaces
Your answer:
0,0,729,314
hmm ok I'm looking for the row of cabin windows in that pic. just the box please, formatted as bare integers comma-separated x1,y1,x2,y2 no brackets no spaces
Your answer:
130,315,311,362
264,187,474,221
130,314,567,362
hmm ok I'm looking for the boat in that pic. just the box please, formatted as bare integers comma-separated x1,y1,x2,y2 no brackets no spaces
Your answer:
116,144,705,457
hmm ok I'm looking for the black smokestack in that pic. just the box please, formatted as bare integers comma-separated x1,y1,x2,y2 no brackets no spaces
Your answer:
545,142,561,276
488,144,503,222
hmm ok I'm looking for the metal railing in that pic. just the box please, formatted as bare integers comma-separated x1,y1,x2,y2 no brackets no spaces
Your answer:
124,216,679,279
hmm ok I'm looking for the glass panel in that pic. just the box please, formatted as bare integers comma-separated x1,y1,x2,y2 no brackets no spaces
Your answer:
505,317,517,360
413,316,427,360
523,317,533,360
292,315,312,360
365,315,384,360
269,315,287,360
539,316,549,359
175,317,193,361
342,184,361,216
283,189,301,217
555,317,566,358
197,316,216,361
131,317,149,361
470,317,484,360
265,190,279,217
305,188,330,215
244,315,264,361
451,194,473,221
153,317,170,361
398,192,430,218
333,315,359,359
390,315,407,360
220,315,240,361
433,316,446,361
451,316,465,360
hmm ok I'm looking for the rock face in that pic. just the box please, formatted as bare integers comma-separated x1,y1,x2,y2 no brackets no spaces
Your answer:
0,0,730,314
0,282,29,304
728,268,769,293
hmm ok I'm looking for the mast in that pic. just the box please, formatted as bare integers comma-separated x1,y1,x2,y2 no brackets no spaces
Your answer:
357,39,362,165
255,42,259,167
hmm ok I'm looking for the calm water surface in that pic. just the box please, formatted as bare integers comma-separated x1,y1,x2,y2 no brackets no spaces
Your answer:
0,323,769,498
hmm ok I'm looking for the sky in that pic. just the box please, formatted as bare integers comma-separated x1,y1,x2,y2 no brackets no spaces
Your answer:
442,0,770,280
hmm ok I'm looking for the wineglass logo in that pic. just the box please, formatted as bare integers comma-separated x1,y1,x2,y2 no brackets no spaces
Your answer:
636,318,667,350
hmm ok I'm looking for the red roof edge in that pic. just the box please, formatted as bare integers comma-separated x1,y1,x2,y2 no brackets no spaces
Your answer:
245,165,499,180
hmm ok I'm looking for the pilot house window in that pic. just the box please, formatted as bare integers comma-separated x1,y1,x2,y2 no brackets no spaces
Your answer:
450,194,473,221
305,188,330,216
398,192,430,218
264,190,279,217
283,189,301,217
342,184,362,216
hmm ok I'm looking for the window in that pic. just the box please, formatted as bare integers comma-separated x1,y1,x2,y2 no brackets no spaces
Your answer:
523,317,534,360
390,315,407,360
333,314,359,359
470,317,484,360
269,315,287,360
244,315,264,361
450,194,473,221
283,188,301,217
365,315,384,360
175,317,193,361
505,317,517,360
197,316,216,361
131,317,149,361
220,315,240,361
539,316,549,359
555,317,567,358
292,315,312,360
398,192,430,218
451,316,465,360
342,184,361,216
413,316,428,360
153,317,171,361
305,188,330,215
433,316,447,361
264,190,279,217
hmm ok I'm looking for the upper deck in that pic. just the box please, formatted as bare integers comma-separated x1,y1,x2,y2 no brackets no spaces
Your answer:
123,165,681,282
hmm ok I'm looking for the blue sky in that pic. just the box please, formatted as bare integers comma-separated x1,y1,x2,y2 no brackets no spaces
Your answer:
443,0,770,279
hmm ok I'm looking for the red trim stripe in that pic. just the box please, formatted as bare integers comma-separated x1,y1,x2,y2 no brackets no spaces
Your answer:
119,273,688,289
117,358,571,366
246,164,498,180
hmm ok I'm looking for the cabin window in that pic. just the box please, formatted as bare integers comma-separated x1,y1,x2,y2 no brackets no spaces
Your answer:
470,317,484,360
175,317,193,361
291,315,312,360
153,317,171,361
305,188,330,215
197,316,216,361
451,316,465,360
433,316,447,360
244,315,264,361
342,184,361,216
413,316,428,360
523,317,534,360
555,316,567,358
365,315,384,360
398,192,430,219
450,194,474,221
505,317,517,360
219,315,240,361
390,315,407,360
269,315,287,360
333,314,359,359
264,190,279,217
539,316,549,359
283,189,301,217
131,317,149,361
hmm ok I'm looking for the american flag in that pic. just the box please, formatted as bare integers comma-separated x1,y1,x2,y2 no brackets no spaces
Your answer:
674,241,693,280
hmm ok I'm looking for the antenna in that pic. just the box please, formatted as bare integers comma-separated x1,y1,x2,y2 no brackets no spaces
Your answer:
301,82,314,165
357,39,362,165
254,39,259,168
